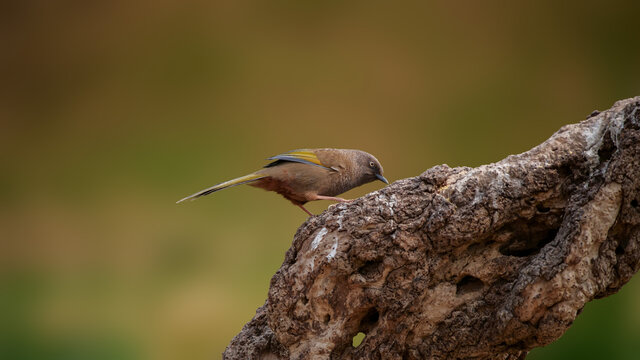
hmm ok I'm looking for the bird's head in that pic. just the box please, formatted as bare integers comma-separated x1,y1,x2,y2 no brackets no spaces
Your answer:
355,151,388,185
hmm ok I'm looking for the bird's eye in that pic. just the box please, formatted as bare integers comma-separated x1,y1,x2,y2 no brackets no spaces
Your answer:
369,161,375,168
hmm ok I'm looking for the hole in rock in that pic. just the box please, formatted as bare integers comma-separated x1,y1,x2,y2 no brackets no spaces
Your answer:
358,260,383,279
631,199,638,208
598,146,615,163
456,275,484,295
616,238,629,256
499,228,558,257
536,204,551,213
323,314,331,324
359,307,380,332
556,164,573,179
351,308,379,349
597,133,615,163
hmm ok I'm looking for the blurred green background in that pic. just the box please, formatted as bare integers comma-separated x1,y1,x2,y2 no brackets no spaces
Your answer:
1,1,639,359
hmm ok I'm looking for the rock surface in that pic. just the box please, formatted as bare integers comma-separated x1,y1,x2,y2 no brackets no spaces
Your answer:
224,97,640,360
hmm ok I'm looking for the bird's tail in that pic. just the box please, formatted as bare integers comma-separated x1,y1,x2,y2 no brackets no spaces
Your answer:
176,173,266,204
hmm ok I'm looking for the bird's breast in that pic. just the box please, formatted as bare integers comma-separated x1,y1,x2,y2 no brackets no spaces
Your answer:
249,177,308,204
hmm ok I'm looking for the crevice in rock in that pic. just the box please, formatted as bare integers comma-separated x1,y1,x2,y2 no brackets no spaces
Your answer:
358,307,380,333
597,130,616,163
499,227,558,257
456,275,484,295
536,204,551,213
358,259,384,280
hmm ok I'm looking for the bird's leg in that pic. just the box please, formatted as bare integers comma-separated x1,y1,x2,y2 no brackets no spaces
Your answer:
312,195,353,203
298,204,314,216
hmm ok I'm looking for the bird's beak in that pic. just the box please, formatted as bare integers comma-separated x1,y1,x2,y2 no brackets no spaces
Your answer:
376,173,389,185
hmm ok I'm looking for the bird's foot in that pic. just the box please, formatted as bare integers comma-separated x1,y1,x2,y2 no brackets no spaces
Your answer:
298,204,314,216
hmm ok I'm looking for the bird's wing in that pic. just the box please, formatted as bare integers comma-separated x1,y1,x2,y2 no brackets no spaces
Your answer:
265,149,336,171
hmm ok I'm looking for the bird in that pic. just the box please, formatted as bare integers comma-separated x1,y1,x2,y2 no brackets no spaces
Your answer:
176,148,389,215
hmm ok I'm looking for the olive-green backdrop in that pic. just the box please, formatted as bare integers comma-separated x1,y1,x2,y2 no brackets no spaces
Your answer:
2,1,639,359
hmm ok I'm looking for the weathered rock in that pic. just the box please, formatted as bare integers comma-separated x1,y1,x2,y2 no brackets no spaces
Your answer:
224,97,640,360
